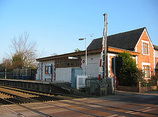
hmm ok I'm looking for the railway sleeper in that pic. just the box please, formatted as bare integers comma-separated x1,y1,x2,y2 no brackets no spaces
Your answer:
0,98,12,105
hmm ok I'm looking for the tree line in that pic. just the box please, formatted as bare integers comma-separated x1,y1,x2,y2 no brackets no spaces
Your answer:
0,32,38,71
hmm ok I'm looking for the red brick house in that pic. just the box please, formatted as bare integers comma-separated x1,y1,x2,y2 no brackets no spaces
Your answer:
87,27,156,80
36,27,157,82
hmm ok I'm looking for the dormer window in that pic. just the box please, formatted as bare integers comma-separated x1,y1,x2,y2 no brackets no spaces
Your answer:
142,40,149,55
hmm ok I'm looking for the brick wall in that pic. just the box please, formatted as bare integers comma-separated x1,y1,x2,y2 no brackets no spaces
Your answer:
117,81,158,92
155,50,158,75
108,54,115,77
136,29,155,79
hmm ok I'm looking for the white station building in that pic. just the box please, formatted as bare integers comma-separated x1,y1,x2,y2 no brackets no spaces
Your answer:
36,27,158,83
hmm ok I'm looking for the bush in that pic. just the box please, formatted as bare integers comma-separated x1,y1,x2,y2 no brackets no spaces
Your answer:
148,75,158,86
141,80,147,87
117,52,144,86
136,69,147,86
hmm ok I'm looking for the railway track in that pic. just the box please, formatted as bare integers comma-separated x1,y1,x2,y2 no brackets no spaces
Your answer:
0,85,92,117
0,85,85,105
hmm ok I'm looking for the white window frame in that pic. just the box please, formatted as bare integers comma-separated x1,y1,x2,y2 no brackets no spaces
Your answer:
142,40,149,56
142,62,151,80
155,50,158,58
45,64,52,75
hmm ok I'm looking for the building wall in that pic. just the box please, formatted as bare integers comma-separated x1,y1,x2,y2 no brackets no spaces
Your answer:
81,54,100,77
38,53,116,82
40,60,77,82
41,60,55,81
108,53,117,77
81,53,119,78
155,50,158,75
56,68,72,82
136,29,155,80
37,29,155,82
40,59,83,82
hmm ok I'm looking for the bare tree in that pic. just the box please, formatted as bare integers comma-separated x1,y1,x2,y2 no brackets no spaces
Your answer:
1,57,13,71
11,32,37,68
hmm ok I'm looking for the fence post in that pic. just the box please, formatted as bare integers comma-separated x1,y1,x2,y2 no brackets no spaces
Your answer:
138,82,141,92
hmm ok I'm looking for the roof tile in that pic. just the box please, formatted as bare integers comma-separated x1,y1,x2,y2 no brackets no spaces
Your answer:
87,27,145,51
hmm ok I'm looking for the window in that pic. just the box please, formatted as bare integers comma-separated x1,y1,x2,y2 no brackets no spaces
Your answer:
143,42,149,54
143,65,150,78
45,65,52,74
57,62,60,68
55,59,80,68
67,61,70,67
65,61,67,67
71,60,74,66
75,60,80,66
61,61,64,67
155,51,158,58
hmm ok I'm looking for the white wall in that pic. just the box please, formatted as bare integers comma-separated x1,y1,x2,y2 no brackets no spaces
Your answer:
38,53,102,82
56,68,72,82
42,60,55,81
81,54,100,77
40,60,80,82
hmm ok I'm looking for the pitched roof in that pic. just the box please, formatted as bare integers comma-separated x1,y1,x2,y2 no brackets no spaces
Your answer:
36,49,101,61
37,27,144,61
87,27,145,51
154,45,158,50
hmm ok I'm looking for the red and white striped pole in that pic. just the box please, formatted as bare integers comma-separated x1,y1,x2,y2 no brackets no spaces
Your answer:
104,13,108,79
98,29,105,80
98,13,108,80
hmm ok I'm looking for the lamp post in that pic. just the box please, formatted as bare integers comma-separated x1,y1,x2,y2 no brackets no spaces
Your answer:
5,60,7,79
5,69,7,79
35,50,41,80
79,38,87,75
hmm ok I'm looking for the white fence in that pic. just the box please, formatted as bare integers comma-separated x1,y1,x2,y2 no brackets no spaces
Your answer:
76,75,88,89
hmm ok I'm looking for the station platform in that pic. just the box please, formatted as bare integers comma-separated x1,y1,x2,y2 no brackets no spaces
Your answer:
0,79,81,95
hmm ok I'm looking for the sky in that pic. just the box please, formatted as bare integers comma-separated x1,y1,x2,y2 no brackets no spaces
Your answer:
0,0,158,63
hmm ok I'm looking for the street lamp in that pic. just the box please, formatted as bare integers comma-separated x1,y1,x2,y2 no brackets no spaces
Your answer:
35,50,41,80
79,38,87,76
5,60,7,79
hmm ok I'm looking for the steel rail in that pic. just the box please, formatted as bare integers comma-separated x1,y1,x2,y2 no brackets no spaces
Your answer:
0,85,83,99
0,95,52,117
0,85,100,117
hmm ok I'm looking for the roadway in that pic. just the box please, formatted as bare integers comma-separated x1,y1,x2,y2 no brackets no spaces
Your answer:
0,86,158,117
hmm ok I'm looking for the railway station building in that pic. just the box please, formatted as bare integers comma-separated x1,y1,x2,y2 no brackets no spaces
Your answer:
36,27,158,83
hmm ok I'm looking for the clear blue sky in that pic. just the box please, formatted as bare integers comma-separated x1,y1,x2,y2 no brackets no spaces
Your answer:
0,0,158,63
